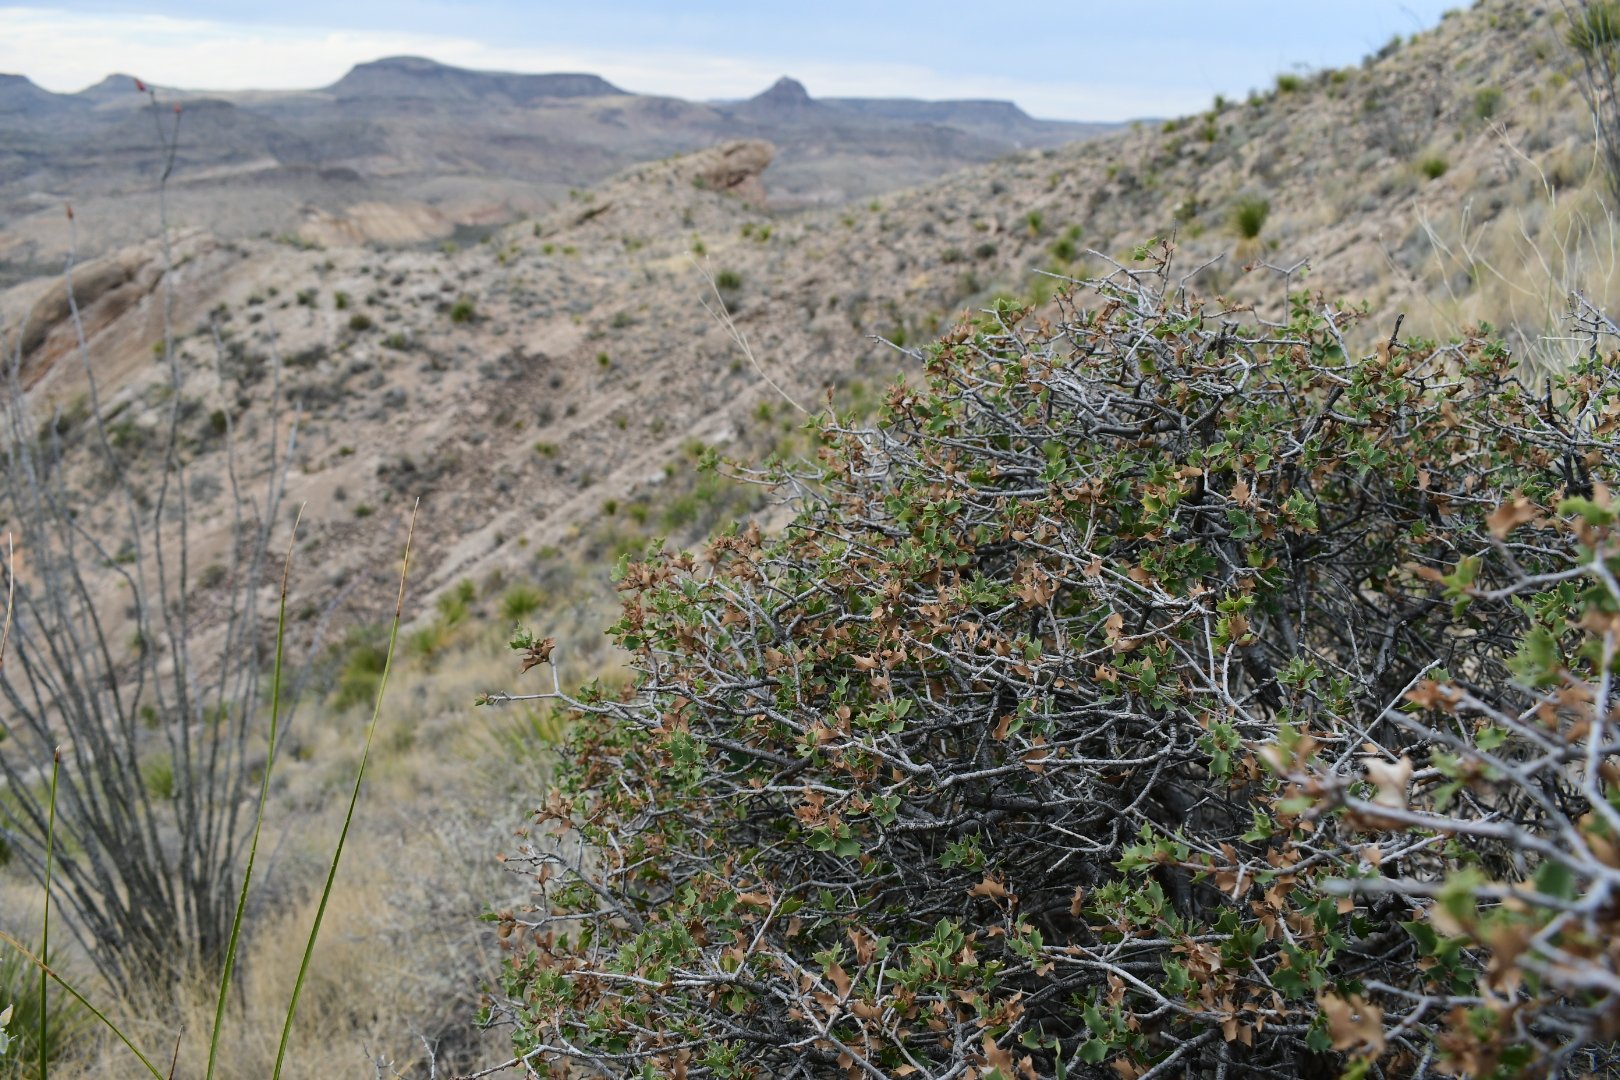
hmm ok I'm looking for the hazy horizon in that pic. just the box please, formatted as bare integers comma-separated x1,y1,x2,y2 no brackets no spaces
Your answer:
3,1,1457,122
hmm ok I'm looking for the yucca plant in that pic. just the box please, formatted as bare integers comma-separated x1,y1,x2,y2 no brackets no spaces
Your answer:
1232,194,1271,239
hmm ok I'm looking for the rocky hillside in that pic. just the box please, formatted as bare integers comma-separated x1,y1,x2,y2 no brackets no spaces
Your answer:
0,0,1607,652
0,4,1616,1073
0,60,1116,283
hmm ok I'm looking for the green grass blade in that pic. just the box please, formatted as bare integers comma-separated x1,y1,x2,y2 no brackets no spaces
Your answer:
0,930,164,1080
40,749,58,1080
206,506,303,1080
271,502,417,1080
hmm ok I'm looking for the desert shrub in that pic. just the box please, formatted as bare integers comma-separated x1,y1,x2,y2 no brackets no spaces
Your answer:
449,297,476,323
1048,224,1082,263
1474,85,1504,120
1568,1,1620,53
1276,72,1303,93
714,269,743,292
1419,154,1449,179
487,255,1620,1076
332,630,390,711
1233,195,1271,239
500,584,546,622
347,312,373,332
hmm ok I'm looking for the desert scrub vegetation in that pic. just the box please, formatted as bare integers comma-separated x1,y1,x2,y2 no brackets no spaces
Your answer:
485,248,1620,1077
0,84,465,1078
1232,195,1271,240
0,228,302,998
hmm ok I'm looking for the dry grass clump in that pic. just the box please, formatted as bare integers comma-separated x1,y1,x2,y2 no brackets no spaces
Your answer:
4,624,569,1078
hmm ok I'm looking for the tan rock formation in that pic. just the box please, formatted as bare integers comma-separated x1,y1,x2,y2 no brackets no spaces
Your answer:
295,201,456,248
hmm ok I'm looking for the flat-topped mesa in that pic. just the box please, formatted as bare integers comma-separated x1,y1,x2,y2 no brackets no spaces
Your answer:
327,56,625,103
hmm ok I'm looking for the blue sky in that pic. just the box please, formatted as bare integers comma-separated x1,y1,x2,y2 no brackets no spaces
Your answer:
3,1,1458,121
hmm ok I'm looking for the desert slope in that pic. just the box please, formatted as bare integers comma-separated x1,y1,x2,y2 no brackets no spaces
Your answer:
0,0,1606,651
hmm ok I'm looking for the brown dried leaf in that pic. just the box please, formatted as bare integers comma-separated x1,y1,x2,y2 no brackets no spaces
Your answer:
848,926,877,965
1487,494,1539,539
969,874,1010,900
981,1034,1015,1076
1364,755,1414,810
518,636,556,674
1319,993,1385,1054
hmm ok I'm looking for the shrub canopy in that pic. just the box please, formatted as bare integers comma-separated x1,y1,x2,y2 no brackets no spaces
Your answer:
489,252,1620,1078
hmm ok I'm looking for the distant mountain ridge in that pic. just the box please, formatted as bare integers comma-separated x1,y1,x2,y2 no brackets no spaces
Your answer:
327,57,625,102
0,58,1121,276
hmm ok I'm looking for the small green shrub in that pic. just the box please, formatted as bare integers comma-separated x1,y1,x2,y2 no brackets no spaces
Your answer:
347,313,373,332
1419,154,1449,179
331,631,387,710
140,755,175,800
1232,195,1271,239
1474,86,1504,120
500,584,546,622
714,269,743,291
436,587,471,627
1048,224,1082,263
332,291,350,310
407,623,449,661
449,297,476,324
1275,72,1302,93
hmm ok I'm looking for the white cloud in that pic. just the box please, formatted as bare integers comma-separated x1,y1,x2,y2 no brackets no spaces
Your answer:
0,6,1194,119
